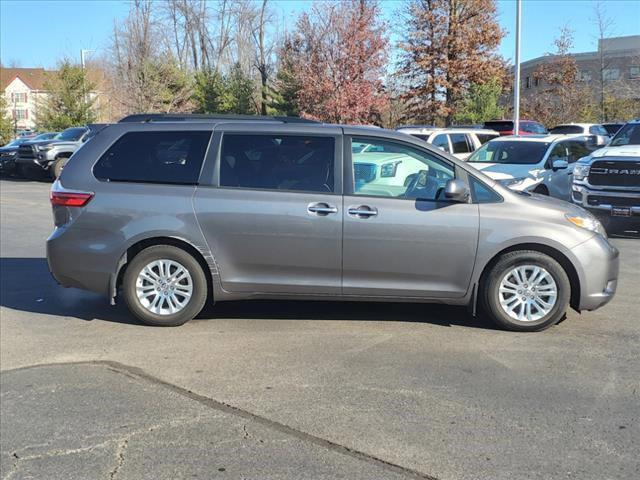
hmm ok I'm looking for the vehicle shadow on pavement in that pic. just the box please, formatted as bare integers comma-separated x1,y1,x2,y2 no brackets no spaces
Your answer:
0,257,496,330
0,257,136,324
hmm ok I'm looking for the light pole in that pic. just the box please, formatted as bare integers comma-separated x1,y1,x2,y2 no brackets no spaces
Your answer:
513,0,522,136
80,49,95,121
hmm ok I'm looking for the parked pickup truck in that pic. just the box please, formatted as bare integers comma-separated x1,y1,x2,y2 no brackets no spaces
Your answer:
16,124,107,179
572,145,640,232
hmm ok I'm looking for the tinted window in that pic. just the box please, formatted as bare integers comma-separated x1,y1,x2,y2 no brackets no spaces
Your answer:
470,177,501,203
484,121,513,132
550,125,583,134
602,124,623,136
468,141,550,165
589,125,608,136
432,134,450,152
94,131,211,184
476,133,499,145
221,134,335,193
565,141,591,163
450,133,472,153
610,124,640,146
351,137,454,200
56,127,87,141
528,123,548,134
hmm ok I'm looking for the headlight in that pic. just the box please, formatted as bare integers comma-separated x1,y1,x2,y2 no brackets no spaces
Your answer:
380,160,401,177
573,163,590,180
498,177,526,188
38,145,54,151
565,213,607,237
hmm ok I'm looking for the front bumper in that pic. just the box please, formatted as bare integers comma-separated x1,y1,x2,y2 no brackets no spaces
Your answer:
16,151,55,170
571,233,619,311
0,156,17,174
572,184,640,217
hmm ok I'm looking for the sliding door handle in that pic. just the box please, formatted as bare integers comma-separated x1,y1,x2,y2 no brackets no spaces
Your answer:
348,205,378,218
308,202,338,216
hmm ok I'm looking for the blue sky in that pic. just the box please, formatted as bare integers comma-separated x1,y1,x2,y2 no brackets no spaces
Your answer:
1,0,639,69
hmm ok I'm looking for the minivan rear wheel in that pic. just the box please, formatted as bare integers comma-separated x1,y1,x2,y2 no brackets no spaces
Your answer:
480,250,570,331
122,245,207,326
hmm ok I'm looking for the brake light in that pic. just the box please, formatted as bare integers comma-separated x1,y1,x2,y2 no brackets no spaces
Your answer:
50,191,93,207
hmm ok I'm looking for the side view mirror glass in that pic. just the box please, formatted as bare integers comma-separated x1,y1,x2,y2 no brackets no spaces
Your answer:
552,158,569,170
444,179,470,202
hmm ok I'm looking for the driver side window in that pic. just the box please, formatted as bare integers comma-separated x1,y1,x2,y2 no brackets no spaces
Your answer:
351,137,455,200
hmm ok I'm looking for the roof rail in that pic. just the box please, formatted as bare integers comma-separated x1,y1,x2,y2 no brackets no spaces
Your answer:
118,113,319,124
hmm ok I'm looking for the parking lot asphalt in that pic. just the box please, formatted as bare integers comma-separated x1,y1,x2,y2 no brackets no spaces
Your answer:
1,178,639,480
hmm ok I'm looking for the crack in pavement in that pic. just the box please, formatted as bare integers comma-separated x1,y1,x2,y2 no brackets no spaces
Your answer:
108,439,128,480
1,360,440,480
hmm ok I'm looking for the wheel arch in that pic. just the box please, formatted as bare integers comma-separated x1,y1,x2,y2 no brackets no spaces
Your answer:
476,242,581,312
112,236,214,305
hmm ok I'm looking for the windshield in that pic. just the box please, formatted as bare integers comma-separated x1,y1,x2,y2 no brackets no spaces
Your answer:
34,132,57,141
468,141,551,165
549,125,583,134
609,124,640,146
3,138,27,147
55,127,87,141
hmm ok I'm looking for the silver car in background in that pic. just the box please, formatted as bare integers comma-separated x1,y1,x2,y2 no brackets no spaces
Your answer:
47,114,619,331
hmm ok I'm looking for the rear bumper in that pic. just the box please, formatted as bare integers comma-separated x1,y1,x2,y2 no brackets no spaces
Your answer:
571,234,619,311
46,225,113,296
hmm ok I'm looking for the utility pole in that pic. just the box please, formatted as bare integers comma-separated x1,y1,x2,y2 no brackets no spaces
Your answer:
513,0,522,136
80,49,95,121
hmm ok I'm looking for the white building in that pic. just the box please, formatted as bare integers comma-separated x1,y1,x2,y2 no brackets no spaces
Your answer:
1,67,109,132
1,68,51,131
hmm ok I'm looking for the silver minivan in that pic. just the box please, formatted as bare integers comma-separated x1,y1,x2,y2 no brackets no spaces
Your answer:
47,115,619,331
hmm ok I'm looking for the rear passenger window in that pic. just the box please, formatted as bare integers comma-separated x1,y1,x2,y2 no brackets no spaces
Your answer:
220,134,335,193
450,133,472,153
94,131,211,185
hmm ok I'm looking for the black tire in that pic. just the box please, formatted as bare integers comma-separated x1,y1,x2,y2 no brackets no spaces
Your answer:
51,157,68,179
122,245,208,326
532,185,549,195
480,250,570,332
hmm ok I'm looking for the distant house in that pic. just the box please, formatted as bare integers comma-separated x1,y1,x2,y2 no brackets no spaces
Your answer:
1,66,109,132
0,67,50,131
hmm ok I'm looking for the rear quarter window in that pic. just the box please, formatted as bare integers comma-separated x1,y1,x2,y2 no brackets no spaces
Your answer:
94,131,212,185
475,133,499,145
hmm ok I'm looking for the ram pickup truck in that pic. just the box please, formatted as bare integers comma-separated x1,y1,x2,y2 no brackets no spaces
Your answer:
572,145,640,232
16,124,107,179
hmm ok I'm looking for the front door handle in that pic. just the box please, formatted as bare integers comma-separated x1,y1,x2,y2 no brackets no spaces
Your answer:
308,202,338,216
348,205,378,218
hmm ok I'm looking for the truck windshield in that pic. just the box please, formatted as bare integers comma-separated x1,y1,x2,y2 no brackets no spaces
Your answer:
609,124,640,146
468,141,551,165
55,128,87,141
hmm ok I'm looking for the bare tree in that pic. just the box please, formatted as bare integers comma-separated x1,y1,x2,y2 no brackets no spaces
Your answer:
591,0,615,122
252,0,275,114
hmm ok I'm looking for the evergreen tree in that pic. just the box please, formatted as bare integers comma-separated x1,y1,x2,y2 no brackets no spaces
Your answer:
0,95,14,145
36,61,97,131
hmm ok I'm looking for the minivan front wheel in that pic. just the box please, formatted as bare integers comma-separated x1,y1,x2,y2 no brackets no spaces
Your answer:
122,245,207,326
481,250,570,331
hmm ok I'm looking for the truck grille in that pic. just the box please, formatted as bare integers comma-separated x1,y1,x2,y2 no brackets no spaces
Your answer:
587,195,638,207
588,160,640,187
354,163,377,184
18,145,35,159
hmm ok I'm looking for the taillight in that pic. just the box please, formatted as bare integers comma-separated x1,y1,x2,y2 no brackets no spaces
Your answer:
50,191,94,207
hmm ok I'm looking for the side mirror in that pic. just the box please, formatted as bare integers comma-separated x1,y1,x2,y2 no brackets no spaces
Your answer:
444,179,470,202
552,158,569,170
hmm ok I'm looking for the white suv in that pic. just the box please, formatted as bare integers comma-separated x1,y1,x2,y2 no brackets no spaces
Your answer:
467,135,597,200
396,127,499,160
549,123,610,146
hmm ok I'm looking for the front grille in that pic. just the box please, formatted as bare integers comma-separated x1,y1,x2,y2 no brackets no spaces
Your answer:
588,160,640,187
18,145,35,159
587,195,639,207
354,163,377,184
